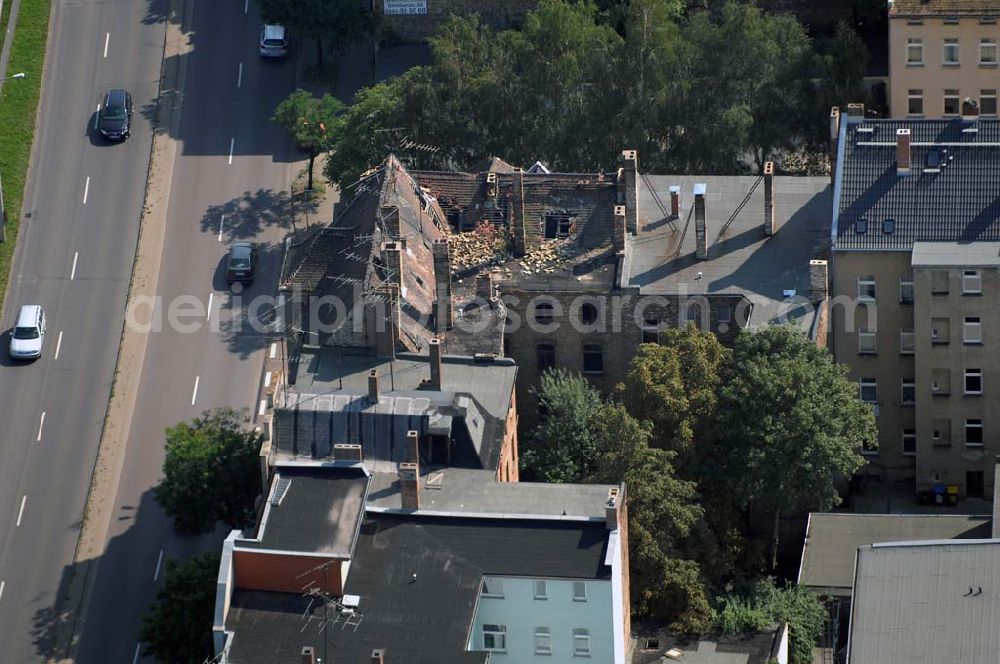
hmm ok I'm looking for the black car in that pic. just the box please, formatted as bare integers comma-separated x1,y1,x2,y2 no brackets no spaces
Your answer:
226,242,258,284
98,89,133,141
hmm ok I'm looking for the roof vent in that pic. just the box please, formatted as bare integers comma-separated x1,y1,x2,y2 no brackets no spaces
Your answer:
883,218,895,235
270,475,292,506
856,218,868,234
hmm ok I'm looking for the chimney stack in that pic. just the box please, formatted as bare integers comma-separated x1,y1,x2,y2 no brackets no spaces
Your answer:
846,102,865,118
829,107,841,187
669,185,680,219
896,128,911,176
621,150,639,234
301,646,316,664
407,430,420,464
334,443,363,462
368,369,380,403
370,283,401,357
381,205,401,241
511,169,527,256
605,487,621,530
371,648,385,664
694,183,708,260
429,337,443,390
763,161,776,236
809,260,829,305
399,461,420,510
383,242,403,287
432,239,454,332
613,205,627,253
476,271,494,300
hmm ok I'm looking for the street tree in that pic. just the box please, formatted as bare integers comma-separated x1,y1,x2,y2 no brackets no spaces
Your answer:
139,553,219,663
255,0,370,68
272,89,345,191
154,407,264,534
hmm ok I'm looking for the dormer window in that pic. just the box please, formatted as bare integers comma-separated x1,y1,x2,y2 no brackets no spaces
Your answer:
856,218,868,234
544,212,575,239
882,218,895,234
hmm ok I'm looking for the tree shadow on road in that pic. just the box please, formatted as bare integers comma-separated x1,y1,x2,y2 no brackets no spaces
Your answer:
212,243,287,360
142,0,172,26
201,188,317,242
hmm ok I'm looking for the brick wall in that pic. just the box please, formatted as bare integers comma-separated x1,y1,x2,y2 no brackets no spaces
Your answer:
376,0,540,43
233,549,344,595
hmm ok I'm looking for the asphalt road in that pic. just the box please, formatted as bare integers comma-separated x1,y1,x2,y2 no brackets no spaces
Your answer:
0,0,165,660
72,0,296,661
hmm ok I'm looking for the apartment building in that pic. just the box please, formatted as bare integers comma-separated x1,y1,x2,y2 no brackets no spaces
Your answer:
830,110,1000,497
889,0,1000,118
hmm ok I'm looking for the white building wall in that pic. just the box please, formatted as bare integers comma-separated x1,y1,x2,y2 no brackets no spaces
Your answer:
469,576,617,663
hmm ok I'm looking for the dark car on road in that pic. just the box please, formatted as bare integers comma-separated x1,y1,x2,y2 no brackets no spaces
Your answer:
226,242,258,285
98,89,133,141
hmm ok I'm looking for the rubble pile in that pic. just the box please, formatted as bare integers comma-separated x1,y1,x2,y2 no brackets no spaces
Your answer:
447,227,509,271
517,239,576,275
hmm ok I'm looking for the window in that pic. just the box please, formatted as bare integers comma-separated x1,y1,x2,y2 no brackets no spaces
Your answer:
573,581,587,602
931,317,951,344
907,89,924,116
533,627,552,654
582,344,603,374
859,328,877,354
944,16,959,24
966,419,984,446
534,302,555,325
943,39,960,65
573,628,591,657
965,368,983,395
963,269,982,293
482,577,504,598
907,18,924,25
907,37,924,64
900,277,914,304
931,269,949,294
859,378,877,403
964,317,982,344
533,580,547,599
544,213,575,239
857,276,876,300
901,378,916,405
900,328,915,354
483,624,507,652
717,304,732,324
580,302,598,325
981,38,998,65
944,89,961,115
537,344,556,372
981,16,997,24
882,218,895,235
685,303,702,328
902,428,917,455
933,419,951,446
856,218,868,234
982,89,998,116
932,369,951,395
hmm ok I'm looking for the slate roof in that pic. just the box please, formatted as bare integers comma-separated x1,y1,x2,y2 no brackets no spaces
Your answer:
890,0,999,15
224,512,612,664
833,119,1000,252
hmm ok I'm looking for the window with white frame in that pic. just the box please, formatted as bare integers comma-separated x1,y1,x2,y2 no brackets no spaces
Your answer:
900,328,915,354
944,89,961,115
534,627,552,655
907,37,924,64
900,277,915,303
963,269,982,293
482,577,504,598
573,581,587,602
965,369,983,395
982,89,998,116
902,378,916,405
908,89,924,116
859,328,877,354
981,38,998,65
573,628,591,657
966,419,984,446
483,624,507,652
943,39,960,65
533,580,547,599
964,317,982,344
902,428,917,455
859,378,877,403
857,275,876,300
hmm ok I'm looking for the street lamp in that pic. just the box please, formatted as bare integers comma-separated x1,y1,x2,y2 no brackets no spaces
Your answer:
2,72,25,81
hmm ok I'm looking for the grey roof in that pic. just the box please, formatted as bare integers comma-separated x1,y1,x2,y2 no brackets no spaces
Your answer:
911,241,1000,267
890,0,999,15
632,631,782,664
274,350,516,473
833,119,1000,252
366,467,617,518
629,174,830,326
225,512,612,664
237,465,369,556
799,513,992,596
847,539,1000,663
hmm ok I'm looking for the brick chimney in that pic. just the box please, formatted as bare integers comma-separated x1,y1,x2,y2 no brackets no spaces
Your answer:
476,271,494,300
613,205,627,253
381,205,401,240
399,461,420,510
371,648,385,664
669,185,680,219
383,242,403,288
896,128,911,176
368,368,380,403
846,102,865,118
621,150,639,234
432,239,453,331
809,260,829,305
370,283,400,357
605,486,621,529
334,443,363,462
429,337,443,391
763,161,777,236
301,646,316,664
694,183,708,260
511,169,527,257
407,430,420,464
829,107,841,187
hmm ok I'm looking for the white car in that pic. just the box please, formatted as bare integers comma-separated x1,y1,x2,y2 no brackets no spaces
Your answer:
259,25,288,58
9,305,45,360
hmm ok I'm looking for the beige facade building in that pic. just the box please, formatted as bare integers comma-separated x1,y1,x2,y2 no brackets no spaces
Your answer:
830,110,1000,498
888,0,1000,118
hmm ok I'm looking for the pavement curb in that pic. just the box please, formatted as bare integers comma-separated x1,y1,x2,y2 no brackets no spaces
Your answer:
49,0,195,660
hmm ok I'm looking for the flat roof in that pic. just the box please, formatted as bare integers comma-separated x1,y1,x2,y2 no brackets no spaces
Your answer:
911,241,1000,267
799,513,992,596
848,539,1000,663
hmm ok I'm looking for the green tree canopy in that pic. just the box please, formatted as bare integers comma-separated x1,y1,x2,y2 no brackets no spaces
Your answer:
154,407,264,534
139,554,220,663
272,89,345,190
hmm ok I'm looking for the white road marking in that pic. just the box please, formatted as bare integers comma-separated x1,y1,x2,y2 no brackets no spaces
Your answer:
269,342,277,359
228,138,234,165
132,643,140,664
217,214,225,241
237,62,243,88
94,104,100,130
258,399,267,416
0,581,5,605
191,376,200,405
153,549,164,581
54,331,63,360
264,371,272,388
16,495,26,527
207,292,214,322
71,251,78,280
103,32,110,58
82,177,90,205
36,412,45,442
